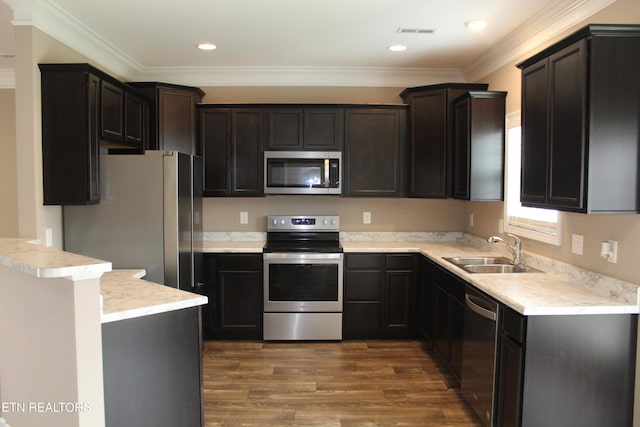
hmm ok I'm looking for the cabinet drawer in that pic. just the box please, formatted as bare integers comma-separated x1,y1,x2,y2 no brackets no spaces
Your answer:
345,271,380,301
501,305,525,344
346,254,382,270
385,254,414,270
216,254,262,271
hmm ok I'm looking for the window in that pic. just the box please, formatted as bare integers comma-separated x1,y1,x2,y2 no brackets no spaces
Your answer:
504,112,562,246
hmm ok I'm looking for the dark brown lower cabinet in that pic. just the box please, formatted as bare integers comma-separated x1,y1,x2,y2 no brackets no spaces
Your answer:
343,253,417,339
102,307,203,427
495,306,637,427
204,253,263,340
424,256,465,385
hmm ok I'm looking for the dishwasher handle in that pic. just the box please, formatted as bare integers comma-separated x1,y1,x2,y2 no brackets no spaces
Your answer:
465,293,497,321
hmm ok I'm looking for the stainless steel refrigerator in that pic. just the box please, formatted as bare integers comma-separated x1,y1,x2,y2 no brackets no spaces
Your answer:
63,150,203,291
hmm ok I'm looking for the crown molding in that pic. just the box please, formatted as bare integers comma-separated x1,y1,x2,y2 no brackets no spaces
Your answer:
136,66,467,88
464,0,617,81
5,0,142,80
0,68,15,88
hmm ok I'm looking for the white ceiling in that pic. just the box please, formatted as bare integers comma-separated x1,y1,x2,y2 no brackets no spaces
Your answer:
0,0,618,87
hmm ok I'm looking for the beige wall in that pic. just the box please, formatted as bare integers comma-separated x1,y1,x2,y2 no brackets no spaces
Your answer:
200,86,405,104
204,197,466,232
466,0,640,284
14,26,102,247
0,88,18,237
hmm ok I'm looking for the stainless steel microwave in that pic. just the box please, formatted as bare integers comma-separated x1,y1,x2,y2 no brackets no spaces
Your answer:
264,151,342,195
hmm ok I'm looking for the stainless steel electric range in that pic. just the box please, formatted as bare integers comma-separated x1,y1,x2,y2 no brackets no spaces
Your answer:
263,215,343,340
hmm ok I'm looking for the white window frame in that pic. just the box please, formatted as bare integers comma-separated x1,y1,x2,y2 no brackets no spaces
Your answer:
503,111,562,246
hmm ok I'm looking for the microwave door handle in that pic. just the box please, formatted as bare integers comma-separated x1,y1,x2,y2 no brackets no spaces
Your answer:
324,159,330,188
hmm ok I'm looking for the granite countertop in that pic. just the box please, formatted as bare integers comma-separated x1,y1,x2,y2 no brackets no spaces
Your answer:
0,238,111,278
100,269,208,323
201,233,640,316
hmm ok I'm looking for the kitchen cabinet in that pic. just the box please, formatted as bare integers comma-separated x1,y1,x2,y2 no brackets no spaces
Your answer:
204,253,263,340
400,83,488,198
39,63,146,205
517,24,640,213
452,91,506,200
198,106,265,196
494,305,636,427
266,106,344,150
129,82,205,155
343,106,408,197
423,257,465,385
343,253,417,339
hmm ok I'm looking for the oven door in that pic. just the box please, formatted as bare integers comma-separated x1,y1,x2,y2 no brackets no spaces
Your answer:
263,252,343,312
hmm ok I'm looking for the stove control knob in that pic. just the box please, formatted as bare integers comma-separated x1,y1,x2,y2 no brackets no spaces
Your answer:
271,219,278,225
331,219,336,225
280,219,286,225
323,219,328,225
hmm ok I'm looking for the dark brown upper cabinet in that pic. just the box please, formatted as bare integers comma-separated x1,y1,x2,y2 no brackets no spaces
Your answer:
129,82,205,155
343,106,408,197
198,105,265,197
266,106,344,151
39,63,146,205
400,83,489,198
452,91,506,201
517,24,640,213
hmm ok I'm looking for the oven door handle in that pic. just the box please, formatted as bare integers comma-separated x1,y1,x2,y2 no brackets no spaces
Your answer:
263,252,343,260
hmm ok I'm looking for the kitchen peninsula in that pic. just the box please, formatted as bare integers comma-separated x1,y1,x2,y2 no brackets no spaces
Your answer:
0,239,207,427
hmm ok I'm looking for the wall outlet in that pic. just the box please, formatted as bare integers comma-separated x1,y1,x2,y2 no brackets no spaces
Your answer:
469,213,474,227
45,228,53,247
571,234,584,255
363,211,371,224
240,211,248,224
498,219,504,233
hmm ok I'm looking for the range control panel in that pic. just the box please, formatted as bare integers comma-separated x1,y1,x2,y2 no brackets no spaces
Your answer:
267,215,340,232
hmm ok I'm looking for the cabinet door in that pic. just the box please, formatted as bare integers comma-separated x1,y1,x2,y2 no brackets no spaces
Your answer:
449,296,465,383
100,80,124,141
408,90,448,197
303,108,344,150
344,108,407,196
383,270,413,337
267,108,303,150
496,335,524,427
452,98,471,199
212,254,263,339
433,285,450,363
547,39,587,210
521,59,549,206
200,108,231,195
158,87,199,154
231,109,264,195
419,263,437,346
124,91,145,147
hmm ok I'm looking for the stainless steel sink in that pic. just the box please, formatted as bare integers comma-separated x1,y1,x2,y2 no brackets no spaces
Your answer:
443,256,541,274
445,256,513,266
461,264,540,274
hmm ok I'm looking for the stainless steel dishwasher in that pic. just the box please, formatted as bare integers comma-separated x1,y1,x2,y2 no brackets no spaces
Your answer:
461,285,499,427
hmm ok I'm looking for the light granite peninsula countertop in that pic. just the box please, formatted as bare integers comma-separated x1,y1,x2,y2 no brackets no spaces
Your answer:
100,269,208,323
202,231,640,316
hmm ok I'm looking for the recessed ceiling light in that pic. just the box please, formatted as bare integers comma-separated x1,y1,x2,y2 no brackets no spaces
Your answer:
197,42,217,51
465,20,488,31
388,45,407,52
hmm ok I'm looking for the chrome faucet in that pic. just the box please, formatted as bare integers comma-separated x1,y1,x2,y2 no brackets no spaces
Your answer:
487,233,522,265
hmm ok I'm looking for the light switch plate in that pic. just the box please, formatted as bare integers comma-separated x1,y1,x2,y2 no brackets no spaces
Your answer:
571,234,583,255
240,211,248,224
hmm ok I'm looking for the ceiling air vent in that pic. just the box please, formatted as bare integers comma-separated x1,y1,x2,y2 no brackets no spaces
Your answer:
396,28,435,34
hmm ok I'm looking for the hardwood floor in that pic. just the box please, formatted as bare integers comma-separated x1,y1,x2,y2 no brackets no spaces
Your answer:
202,340,483,426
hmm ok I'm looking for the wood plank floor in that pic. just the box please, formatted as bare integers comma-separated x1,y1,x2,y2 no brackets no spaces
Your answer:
202,340,483,426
